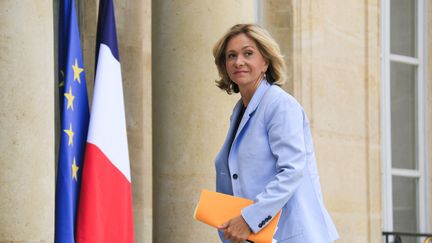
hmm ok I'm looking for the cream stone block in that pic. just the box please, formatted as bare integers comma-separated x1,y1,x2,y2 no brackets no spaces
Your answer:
365,1,382,242
312,68,367,138
332,212,369,243
153,1,256,242
365,59,381,225
291,0,382,242
307,1,368,136
262,0,294,93
304,126,379,242
155,174,217,242
0,0,54,241
314,134,368,212
80,0,98,98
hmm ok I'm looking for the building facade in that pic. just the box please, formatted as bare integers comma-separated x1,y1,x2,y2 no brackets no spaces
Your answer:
0,0,431,242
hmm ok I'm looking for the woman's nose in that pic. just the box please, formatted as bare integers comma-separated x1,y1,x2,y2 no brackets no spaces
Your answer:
235,55,245,66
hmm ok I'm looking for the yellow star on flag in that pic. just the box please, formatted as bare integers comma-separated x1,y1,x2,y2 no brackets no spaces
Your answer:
72,157,79,181
63,123,74,146
64,86,75,110
72,58,84,84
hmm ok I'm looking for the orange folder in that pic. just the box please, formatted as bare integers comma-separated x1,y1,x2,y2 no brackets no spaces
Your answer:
194,189,280,243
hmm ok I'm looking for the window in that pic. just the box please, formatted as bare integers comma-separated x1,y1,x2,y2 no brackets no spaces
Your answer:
382,0,429,242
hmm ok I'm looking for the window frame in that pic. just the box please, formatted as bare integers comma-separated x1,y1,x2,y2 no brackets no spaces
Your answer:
381,0,429,238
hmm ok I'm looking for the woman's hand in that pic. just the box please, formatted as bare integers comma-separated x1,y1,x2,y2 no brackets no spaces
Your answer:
218,215,252,243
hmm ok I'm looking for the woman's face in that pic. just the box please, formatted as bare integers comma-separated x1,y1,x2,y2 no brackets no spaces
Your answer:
225,33,268,90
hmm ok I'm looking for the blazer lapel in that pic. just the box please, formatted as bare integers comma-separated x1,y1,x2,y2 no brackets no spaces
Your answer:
218,100,243,158
233,80,271,143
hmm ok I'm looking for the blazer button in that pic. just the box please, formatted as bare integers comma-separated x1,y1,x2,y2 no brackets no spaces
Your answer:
232,174,238,179
258,223,263,228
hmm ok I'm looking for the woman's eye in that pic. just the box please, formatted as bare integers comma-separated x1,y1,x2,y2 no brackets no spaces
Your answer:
227,53,236,59
245,51,253,57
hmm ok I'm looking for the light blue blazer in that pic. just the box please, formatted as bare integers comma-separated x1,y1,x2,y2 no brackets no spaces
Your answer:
215,80,339,242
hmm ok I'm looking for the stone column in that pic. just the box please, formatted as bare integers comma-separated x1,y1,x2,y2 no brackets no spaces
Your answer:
152,1,256,242
0,0,55,241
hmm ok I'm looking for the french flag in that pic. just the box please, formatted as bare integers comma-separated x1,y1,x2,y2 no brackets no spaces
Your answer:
76,0,134,242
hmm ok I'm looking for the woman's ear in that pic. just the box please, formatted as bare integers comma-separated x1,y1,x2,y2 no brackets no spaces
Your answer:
264,59,269,72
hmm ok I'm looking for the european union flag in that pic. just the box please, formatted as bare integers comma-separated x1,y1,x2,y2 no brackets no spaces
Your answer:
55,0,89,242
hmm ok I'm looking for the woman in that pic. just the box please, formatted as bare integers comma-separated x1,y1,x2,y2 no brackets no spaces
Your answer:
213,24,339,243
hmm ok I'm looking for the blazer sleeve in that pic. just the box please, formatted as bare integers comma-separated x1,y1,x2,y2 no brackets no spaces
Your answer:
241,95,307,233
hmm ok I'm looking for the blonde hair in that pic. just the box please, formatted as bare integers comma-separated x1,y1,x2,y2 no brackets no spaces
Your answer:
213,24,286,94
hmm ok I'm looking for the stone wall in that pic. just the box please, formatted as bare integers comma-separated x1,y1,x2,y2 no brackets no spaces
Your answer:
291,0,381,242
0,0,55,241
